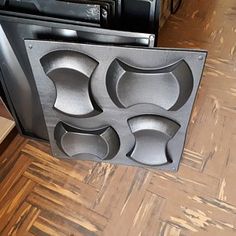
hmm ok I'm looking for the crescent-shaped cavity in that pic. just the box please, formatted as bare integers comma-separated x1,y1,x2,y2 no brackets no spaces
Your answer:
54,122,120,160
40,50,101,117
106,59,193,110
127,115,180,166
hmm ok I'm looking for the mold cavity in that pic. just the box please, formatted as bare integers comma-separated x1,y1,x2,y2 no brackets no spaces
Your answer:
40,50,102,117
54,122,120,160
106,59,193,111
127,115,180,166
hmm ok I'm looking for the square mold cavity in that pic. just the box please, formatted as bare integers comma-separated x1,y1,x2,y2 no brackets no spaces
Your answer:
25,40,206,171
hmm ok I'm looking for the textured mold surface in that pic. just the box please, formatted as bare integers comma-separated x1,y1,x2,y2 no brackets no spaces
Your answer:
106,59,193,110
128,115,180,165
54,122,120,160
40,50,101,117
25,40,207,171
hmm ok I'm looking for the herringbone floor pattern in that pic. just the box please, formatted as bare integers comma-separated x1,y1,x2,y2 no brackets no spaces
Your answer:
1,0,236,235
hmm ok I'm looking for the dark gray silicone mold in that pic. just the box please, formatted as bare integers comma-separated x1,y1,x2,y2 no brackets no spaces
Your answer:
25,40,206,171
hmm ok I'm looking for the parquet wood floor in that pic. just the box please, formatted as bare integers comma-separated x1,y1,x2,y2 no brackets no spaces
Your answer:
1,0,236,235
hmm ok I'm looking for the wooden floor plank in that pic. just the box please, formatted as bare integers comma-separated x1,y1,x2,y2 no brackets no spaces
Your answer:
1,202,40,236
0,135,28,181
22,143,94,183
102,169,152,235
0,153,32,202
0,176,35,233
23,164,98,208
27,191,107,235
